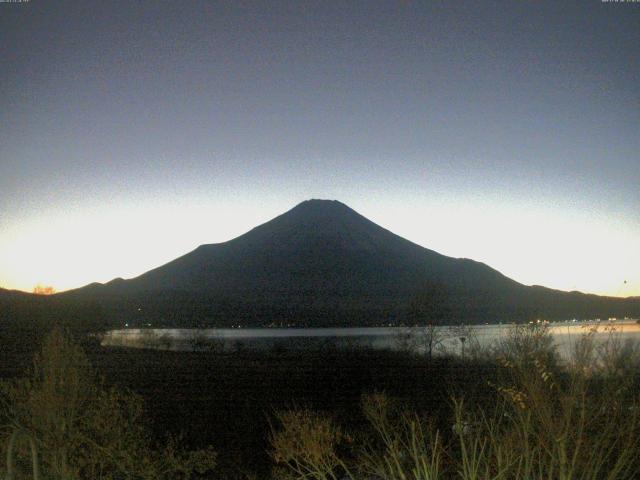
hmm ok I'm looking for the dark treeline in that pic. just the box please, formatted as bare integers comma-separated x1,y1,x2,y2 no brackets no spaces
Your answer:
0,291,108,360
52,286,640,329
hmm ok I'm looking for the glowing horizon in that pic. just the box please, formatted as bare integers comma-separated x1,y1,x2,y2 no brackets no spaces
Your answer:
1,195,638,298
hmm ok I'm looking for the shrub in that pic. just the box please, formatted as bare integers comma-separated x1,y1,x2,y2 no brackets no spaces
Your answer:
269,324,640,480
0,328,217,480
269,408,351,480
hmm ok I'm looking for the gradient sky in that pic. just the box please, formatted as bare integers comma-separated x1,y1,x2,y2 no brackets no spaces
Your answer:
1,0,638,297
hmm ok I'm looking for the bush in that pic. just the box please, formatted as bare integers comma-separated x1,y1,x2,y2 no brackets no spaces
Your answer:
0,328,217,480
269,325,640,480
269,408,351,480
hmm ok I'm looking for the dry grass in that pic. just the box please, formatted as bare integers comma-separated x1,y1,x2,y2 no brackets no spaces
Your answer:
0,328,217,480
270,324,640,480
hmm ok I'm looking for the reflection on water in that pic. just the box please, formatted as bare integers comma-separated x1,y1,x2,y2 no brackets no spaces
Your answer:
101,321,640,360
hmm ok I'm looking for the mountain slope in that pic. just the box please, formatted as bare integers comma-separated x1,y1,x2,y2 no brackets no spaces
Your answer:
64,200,640,327
125,200,519,294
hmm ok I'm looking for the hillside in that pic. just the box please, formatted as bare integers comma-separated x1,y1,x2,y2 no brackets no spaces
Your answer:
56,200,640,327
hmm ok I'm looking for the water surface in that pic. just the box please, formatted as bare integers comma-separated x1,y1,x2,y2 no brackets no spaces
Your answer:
102,320,640,360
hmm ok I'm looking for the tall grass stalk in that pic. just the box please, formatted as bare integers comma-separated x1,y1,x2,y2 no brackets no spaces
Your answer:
358,393,442,480
269,324,640,480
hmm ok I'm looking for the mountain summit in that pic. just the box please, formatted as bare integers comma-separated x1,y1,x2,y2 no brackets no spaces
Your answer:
107,199,517,296
67,200,640,327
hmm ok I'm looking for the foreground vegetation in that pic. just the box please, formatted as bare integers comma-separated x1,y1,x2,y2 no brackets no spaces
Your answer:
270,325,640,479
0,329,216,479
1,324,639,479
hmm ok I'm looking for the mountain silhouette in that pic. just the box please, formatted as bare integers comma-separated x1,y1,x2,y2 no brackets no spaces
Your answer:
56,199,640,327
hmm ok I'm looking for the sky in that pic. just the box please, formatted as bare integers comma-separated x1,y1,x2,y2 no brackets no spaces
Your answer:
1,0,638,297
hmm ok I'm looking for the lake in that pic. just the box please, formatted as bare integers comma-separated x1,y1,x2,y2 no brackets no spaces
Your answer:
102,320,640,360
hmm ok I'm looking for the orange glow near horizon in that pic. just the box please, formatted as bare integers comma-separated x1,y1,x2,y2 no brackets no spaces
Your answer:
32,285,56,295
